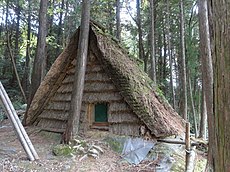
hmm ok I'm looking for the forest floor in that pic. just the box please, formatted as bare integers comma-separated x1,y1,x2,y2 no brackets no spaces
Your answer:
0,119,161,172
0,120,206,172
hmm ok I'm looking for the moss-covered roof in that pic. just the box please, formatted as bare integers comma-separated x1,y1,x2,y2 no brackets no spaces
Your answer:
24,24,185,137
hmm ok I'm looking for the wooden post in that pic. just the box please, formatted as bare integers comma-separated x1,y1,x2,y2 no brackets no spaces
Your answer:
0,82,39,161
185,122,190,170
186,146,196,172
63,0,90,143
185,122,196,171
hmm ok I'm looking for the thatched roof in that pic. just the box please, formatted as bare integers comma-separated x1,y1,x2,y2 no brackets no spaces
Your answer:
24,23,185,137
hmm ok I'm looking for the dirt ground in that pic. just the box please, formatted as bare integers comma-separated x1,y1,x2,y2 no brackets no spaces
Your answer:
0,119,159,172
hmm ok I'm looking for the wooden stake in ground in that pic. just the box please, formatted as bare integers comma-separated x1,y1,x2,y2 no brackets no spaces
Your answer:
185,122,196,171
0,82,39,161
63,0,90,143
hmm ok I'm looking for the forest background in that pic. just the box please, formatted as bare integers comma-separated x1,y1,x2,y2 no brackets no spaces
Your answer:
0,0,206,141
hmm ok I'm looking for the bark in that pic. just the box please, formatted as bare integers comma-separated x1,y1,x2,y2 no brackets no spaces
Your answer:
11,0,21,84
179,0,187,120
199,82,207,139
15,0,20,58
29,0,48,106
210,0,230,171
162,28,167,94
6,33,27,103
166,0,175,108
22,0,31,99
2,0,9,77
169,49,175,108
188,73,198,137
198,0,214,170
63,0,69,44
150,0,156,83
157,32,162,82
64,0,90,143
115,0,121,41
136,0,145,69
47,0,55,34
107,1,113,35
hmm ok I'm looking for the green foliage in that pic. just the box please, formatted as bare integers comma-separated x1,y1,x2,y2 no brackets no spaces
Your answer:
53,144,75,156
46,35,61,49
0,108,7,122
156,87,165,99
91,0,116,35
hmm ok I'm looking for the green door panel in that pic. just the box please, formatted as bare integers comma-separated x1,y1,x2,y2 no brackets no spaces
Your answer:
95,103,108,122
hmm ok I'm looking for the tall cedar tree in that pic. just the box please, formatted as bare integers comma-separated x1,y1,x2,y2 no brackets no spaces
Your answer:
22,0,31,99
136,0,146,70
150,0,156,83
28,0,48,105
210,0,230,170
199,0,214,169
116,0,121,41
166,0,176,108
179,0,187,120
198,0,209,140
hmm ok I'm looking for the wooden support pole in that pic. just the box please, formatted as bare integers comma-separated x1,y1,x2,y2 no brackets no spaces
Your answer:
0,82,39,161
186,122,191,150
185,122,191,170
185,122,196,171
186,146,196,172
157,139,206,147
63,0,90,143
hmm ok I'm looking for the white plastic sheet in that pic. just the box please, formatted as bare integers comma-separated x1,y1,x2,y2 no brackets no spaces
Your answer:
122,137,155,165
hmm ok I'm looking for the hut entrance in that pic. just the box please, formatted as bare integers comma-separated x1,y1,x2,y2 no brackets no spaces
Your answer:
89,103,109,130
94,103,108,122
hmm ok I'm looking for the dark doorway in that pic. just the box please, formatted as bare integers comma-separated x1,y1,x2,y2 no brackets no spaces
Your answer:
94,103,108,122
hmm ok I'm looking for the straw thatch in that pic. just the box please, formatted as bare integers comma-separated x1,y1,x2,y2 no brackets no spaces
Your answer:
24,23,185,137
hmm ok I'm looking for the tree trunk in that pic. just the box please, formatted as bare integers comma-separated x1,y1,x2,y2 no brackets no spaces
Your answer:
188,73,198,137
198,0,214,170
6,33,27,103
210,0,230,170
46,0,55,70
47,0,55,35
150,0,156,83
166,0,175,108
63,0,90,143
107,1,113,35
115,0,121,41
3,0,9,77
136,0,145,69
162,28,167,94
63,0,69,44
22,0,31,99
15,0,20,59
179,0,187,120
11,0,21,85
28,0,48,106
57,0,65,52
199,81,207,139
157,32,162,82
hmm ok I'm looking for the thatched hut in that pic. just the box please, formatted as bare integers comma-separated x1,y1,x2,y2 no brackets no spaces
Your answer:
24,23,185,138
